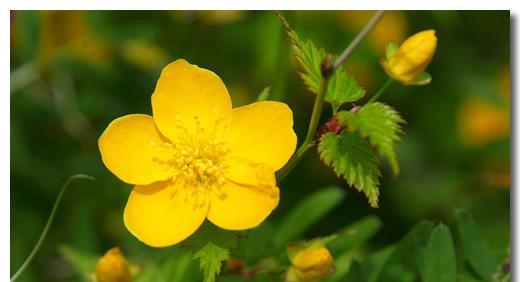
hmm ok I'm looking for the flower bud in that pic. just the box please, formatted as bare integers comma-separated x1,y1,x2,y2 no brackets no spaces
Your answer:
382,29,437,84
291,247,333,281
95,247,132,282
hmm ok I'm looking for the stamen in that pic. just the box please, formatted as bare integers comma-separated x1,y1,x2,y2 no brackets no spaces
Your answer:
166,114,229,197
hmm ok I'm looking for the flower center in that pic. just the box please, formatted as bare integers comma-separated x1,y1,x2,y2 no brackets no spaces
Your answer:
167,116,229,190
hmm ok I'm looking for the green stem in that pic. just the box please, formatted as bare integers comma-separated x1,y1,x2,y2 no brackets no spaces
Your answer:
367,78,393,104
276,77,329,182
10,174,95,282
276,11,386,184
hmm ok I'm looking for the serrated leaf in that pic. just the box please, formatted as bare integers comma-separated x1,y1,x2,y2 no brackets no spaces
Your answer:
276,11,324,95
276,12,365,111
327,68,366,113
274,186,345,249
455,209,500,280
420,224,456,282
185,222,243,282
193,241,230,282
318,131,381,207
337,102,405,175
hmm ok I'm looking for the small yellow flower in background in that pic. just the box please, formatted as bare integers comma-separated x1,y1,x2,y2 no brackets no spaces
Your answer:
99,59,297,247
457,98,509,147
37,11,110,71
95,247,132,282
286,246,333,282
121,39,168,71
382,29,437,85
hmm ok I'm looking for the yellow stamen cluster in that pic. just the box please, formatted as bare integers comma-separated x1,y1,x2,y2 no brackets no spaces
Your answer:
168,115,229,190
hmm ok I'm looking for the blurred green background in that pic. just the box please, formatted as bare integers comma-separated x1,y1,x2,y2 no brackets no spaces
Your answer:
10,11,509,282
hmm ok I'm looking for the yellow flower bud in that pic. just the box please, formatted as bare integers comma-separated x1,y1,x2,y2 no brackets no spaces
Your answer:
383,29,437,84
291,247,333,281
95,247,132,282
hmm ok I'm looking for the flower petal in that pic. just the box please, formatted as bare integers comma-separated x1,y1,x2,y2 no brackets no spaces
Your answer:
151,59,232,141
98,114,173,185
225,101,297,171
124,181,209,247
207,159,279,230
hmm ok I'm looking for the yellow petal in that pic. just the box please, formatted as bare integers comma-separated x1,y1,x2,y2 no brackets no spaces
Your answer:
95,247,132,282
124,181,209,247
386,29,437,84
98,114,173,185
225,101,297,171
293,247,333,281
151,59,232,142
207,159,279,230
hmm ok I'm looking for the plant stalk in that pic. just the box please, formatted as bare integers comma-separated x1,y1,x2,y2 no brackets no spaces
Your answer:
276,11,386,183
10,174,95,282
368,78,393,104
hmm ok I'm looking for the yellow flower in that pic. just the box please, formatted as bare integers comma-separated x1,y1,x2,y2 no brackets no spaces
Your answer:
287,247,333,282
95,247,132,282
457,97,509,147
99,59,297,247
37,11,110,70
382,29,437,84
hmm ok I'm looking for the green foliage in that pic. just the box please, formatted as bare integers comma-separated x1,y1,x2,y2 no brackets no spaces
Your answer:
419,224,456,282
274,186,345,248
455,209,501,280
58,245,98,280
337,102,405,175
318,131,381,207
376,221,434,282
409,72,433,86
277,12,365,112
327,67,366,113
256,86,272,101
326,215,382,256
193,242,230,282
184,222,243,282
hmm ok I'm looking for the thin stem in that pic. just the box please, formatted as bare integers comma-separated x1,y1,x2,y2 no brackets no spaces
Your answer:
368,78,393,104
276,77,329,182
276,11,386,184
333,11,386,70
10,174,95,282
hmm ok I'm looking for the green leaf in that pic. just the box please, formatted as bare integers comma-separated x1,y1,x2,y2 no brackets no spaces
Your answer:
276,11,325,95
409,72,432,86
326,215,382,256
274,186,345,248
385,42,399,60
419,224,456,282
184,222,244,282
345,260,363,282
58,245,98,279
318,131,381,207
256,86,271,101
276,12,365,111
455,209,500,280
337,102,405,175
327,68,366,113
377,221,434,282
184,221,243,251
193,241,230,282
